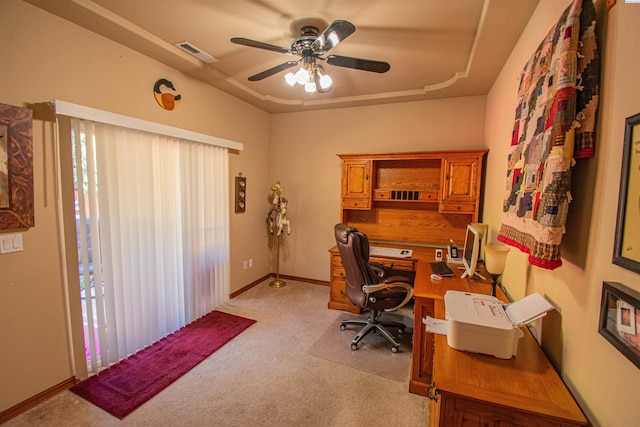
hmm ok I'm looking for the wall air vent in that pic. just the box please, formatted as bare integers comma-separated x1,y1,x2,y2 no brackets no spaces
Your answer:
174,41,218,63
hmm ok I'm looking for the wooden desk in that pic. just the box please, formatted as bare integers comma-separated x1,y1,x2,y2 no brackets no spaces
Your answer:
409,247,587,426
329,243,586,426
429,329,587,426
409,245,496,396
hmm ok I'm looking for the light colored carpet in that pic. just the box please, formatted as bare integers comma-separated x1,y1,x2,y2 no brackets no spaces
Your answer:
5,279,428,426
308,315,413,382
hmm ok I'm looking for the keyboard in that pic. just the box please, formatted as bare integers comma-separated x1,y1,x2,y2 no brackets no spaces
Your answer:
429,261,455,277
369,247,413,258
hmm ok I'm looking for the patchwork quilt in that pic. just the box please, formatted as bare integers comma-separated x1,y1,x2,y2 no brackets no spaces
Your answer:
498,0,599,269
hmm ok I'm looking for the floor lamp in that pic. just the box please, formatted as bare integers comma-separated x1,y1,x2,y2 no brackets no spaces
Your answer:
484,244,510,297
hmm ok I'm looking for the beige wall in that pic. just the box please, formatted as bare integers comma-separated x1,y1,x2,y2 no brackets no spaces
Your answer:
0,0,270,411
270,96,487,281
485,1,640,425
2,0,638,425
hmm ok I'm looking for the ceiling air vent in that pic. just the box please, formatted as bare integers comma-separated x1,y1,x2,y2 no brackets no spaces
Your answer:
174,41,217,63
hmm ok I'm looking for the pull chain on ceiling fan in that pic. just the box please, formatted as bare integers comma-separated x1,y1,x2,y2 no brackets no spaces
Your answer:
231,19,390,93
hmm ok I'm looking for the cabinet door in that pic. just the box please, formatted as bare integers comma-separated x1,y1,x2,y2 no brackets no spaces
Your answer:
438,393,566,427
341,159,372,210
440,156,479,215
410,297,435,396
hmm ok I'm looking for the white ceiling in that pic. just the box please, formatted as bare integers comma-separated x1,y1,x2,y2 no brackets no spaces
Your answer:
25,0,540,113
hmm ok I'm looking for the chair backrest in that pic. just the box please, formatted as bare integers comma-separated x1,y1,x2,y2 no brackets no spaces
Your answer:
334,223,380,308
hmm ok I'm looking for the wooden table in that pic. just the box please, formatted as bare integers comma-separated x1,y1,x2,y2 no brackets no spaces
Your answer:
408,245,498,396
362,244,587,426
328,242,587,425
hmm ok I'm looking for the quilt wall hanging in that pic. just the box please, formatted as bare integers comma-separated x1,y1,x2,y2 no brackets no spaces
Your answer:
498,0,600,269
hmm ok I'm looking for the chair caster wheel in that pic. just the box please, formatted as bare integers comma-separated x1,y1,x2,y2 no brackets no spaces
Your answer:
351,343,358,351
340,324,346,331
391,346,399,353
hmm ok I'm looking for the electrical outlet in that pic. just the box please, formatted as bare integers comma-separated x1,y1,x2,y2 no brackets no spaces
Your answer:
248,258,253,268
243,260,248,270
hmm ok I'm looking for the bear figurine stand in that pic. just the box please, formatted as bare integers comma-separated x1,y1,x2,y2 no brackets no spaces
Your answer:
266,181,290,288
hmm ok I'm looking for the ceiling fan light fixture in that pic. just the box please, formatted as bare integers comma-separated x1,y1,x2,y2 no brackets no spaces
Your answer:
232,19,389,94
295,68,309,84
319,74,333,90
316,65,333,91
284,72,297,86
304,81,317,93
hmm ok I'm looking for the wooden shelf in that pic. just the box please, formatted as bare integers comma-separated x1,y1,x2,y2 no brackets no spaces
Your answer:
373,189,439,202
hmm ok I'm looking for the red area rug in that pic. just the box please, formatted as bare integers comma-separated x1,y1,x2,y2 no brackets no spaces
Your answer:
70,310,256,419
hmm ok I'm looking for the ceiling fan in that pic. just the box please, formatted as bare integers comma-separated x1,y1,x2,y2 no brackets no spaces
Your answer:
230,19,390,92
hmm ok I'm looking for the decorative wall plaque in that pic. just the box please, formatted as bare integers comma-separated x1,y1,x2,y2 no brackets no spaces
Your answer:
0,103,34,229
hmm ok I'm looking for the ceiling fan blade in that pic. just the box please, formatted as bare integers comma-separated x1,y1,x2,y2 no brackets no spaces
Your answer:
248,61,300,81
230,37,290,55
312,20,356,53
326,55,391,73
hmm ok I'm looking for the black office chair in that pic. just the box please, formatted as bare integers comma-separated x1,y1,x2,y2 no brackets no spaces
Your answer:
334,223,414,353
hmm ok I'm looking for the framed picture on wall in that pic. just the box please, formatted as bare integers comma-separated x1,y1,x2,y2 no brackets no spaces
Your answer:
0,103,34,230
613,112,640,274
598,281,640,369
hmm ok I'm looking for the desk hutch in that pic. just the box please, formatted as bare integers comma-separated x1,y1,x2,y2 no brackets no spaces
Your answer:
329,149,487,312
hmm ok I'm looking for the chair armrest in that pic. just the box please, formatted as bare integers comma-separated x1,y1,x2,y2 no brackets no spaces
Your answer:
370,262,385,277
371,262,416,284
362,281,414,312
383,275,412,284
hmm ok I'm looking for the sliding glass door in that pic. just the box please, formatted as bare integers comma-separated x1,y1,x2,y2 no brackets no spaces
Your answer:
71,118,230,374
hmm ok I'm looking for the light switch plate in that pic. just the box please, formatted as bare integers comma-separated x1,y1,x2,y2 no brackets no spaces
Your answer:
12,234,23,251
0,233,23,254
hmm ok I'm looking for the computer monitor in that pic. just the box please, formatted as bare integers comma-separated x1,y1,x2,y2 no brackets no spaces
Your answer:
470,222,488,262
461,223,487,279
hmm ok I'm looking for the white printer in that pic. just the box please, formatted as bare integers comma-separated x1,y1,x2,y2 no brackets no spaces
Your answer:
443,290,554,359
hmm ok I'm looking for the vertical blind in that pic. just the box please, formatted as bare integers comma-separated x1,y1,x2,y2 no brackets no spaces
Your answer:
73,118,230,374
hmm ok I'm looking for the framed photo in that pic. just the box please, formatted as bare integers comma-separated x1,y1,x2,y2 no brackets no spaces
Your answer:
0,103,34,229
613,113,640,273
598,281,640,369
